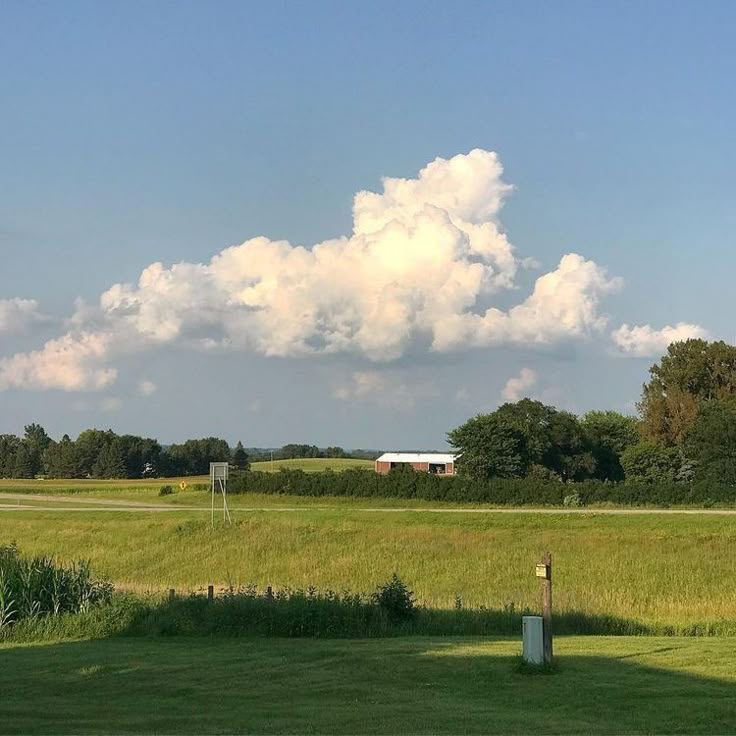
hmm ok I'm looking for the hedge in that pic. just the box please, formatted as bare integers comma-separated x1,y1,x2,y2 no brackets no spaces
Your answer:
229,468,736,507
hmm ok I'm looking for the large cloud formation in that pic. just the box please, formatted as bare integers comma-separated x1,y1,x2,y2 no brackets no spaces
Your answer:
1,150,626,391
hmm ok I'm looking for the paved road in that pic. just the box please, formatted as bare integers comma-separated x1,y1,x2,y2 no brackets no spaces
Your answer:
1,493,736,515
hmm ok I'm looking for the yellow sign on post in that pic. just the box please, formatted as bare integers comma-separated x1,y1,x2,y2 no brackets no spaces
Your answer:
535,563,550,579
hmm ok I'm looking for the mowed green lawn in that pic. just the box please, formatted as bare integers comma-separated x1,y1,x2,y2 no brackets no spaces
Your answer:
3,636,736,734
2,503,736,629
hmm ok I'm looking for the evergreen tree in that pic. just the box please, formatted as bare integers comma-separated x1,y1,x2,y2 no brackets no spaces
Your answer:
12,444,34,479
23,423,51,476
232,441,250,470
0,435,22,477
91,440,126,479
43,435,80,478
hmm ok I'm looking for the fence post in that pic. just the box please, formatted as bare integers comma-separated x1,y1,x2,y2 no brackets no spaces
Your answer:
207,585,214,601
541,552,553,664
168,588,175,602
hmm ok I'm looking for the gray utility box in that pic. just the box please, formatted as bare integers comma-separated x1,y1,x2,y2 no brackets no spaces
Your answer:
522,615,544,665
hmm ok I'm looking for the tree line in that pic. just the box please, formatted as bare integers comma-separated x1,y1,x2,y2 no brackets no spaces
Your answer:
247,445,379,462
449,339,736,484
0,430,377,480
0,428,250,480
3,338,733,484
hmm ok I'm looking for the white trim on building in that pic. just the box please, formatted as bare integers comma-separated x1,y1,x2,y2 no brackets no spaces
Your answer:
376,452,458,464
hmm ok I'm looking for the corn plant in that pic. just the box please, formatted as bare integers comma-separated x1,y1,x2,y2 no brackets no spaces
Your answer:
0,544,113,632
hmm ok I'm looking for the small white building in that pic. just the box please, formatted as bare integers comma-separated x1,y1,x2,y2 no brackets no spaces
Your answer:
375,452,458,475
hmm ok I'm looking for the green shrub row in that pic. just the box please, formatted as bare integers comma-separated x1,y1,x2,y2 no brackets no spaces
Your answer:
230,468,736,506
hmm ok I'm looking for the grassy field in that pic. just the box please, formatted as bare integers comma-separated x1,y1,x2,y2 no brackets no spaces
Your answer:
2,500,736,631
0,476,208,494
249,457,375,472
3,635,736,734
0,457,374,494
4,484,736,733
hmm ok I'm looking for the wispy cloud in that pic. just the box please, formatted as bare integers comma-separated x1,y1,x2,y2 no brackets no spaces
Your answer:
138,379,157,397
334,370,437,410
100,396,123,412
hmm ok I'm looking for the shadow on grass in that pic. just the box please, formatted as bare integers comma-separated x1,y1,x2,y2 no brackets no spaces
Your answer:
118,593,736,637
8,590,736,643
2,636,736,734
120,595,661,637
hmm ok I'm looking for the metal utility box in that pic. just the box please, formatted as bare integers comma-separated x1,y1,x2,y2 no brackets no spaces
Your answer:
522,615,544,665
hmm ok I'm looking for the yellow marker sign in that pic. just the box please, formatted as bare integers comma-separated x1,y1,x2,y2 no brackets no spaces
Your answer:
535,563,549,579
179,481,188,491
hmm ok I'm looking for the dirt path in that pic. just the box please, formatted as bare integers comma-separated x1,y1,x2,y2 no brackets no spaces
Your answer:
0,492,163,507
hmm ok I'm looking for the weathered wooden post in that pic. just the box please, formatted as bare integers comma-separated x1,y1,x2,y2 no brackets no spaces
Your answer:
168,588,176,602
535,552,553,664
207,585,214,602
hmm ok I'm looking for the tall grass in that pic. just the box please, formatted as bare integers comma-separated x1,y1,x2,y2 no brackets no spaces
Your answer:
0,543,113,634
8,583,736,645
3,508,736,632
122,586,736,638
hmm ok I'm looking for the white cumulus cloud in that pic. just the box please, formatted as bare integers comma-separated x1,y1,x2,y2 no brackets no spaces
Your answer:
501,367,538,402
429,253,621,352
0,298,44,335
0,331,116,391
0,149,624,391
611,322,709,358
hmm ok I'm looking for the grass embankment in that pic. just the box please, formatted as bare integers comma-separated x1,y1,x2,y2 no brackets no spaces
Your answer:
2,506,736,632
3,636,736,734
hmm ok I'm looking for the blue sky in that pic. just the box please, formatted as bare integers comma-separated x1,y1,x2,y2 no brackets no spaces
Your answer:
1,1,733,448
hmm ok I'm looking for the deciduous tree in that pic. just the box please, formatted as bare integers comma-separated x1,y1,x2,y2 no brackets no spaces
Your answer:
448,414,529,480
582,411,640,481
639,340,736,445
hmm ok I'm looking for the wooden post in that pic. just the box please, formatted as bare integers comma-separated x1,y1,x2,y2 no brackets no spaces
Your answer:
168,588,175,602
207,585,214,602
541,552,553,664
266,585,273,601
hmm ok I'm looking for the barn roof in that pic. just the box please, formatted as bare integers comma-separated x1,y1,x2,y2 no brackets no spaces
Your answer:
376,452,458,464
